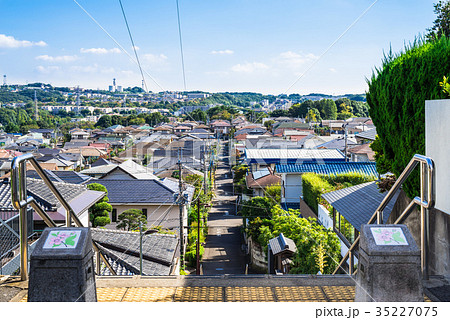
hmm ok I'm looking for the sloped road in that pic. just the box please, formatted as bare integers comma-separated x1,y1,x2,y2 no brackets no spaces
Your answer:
202,141,246,275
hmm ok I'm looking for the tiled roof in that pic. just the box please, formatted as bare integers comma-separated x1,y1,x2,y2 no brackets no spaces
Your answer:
355,128,377,141
245,148,345,162
0,178,93,210
321,181,399,231
93,179,176,204
275,162,378,176
26,169,93,185
92,228,178,276
269,233,297,255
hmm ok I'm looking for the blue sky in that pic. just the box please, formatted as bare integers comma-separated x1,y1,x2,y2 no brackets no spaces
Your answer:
0,0,436,95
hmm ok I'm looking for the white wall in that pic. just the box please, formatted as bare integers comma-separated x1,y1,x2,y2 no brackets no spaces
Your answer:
318,204,333,229
284,173,302,203
425,99,450,215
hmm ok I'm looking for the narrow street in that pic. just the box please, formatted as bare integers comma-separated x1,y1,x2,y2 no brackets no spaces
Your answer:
202,140,246,275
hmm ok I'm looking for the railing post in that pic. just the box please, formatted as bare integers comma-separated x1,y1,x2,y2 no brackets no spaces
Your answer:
348,250,354,275
377,210,383,224
18,161,28,281
420,162,429,280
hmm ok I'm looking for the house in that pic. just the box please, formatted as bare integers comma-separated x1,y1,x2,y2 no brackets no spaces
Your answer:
92,179,191,231
71,130,90,140
245,167,281,197
275,162,378,208
320,181,400,261
80,159,158,180
355,128,377,144
348,143,376,162
91,229,179,276
245,148,345,172
267,233,297,275
210,120,231,137
0,177,105,232
36,155,75,171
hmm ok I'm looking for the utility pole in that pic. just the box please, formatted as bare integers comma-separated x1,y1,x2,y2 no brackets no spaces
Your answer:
177,149,185,270
196,197,201,275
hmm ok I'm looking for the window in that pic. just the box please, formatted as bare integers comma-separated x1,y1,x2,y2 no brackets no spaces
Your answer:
142,208,147,219
112,209,117,222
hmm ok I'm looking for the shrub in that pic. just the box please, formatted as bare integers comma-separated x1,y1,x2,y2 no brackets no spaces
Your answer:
366,37,450,198
87,183,111,227
302,172,375,213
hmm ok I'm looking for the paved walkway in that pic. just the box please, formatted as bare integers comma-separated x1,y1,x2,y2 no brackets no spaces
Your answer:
202,141,246,275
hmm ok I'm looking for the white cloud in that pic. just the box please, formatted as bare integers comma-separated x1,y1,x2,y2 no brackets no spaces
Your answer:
70,64,99,73
80,47,121,54
231,62,269,73
142,53,168,64
275,51,318,69
210,49,234,55
35,55,79,62
0,34,47,48
35,65,60,74
329,68,337,73
132,46,140,51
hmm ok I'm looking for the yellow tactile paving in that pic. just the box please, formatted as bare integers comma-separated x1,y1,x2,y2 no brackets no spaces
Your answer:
122,287,175,302
274,286,327,302
14,286,435,302
322,286,355,302
226,286,275,302
97,287,128,302
174,286,223,302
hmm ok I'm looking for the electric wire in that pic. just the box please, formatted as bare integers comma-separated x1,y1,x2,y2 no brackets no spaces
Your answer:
118,0,148,93
175,0,187,91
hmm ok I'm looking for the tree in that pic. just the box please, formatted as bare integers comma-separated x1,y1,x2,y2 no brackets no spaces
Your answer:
264,184,281,206
96,115,112,128
253,205,341,274
426,0,450,41
86,183,112,227
241,196,273,220
116,209,148,231
320,99,337,120
188,109,207,122
80,109,91,117
366,36,450,197
263,120,275,130
269,109,289,117
305,108,321,123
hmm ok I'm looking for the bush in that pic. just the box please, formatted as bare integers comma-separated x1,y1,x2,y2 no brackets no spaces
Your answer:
256,206,341,274
302,172,375,213
366,37,450,198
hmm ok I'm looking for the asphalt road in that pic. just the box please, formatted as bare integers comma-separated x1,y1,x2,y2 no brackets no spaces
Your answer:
202,141,246,275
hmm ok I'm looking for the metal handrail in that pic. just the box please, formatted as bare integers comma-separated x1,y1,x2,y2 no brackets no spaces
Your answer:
11,154,116,280
332,154,434,279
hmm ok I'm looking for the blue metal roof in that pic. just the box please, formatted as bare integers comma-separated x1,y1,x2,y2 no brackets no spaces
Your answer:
275,162,378,176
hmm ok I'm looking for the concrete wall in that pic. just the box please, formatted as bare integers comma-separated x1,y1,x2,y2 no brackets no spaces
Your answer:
424,99,450,276
318,204,333,229
248,236,267,272
388,190,450,276
299,198,317,219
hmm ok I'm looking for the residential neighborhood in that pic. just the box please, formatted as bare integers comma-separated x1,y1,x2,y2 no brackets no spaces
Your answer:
0,0,449,307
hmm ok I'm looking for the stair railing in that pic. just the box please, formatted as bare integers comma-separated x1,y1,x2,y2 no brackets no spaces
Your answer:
11,153,116,280
332,154,434,280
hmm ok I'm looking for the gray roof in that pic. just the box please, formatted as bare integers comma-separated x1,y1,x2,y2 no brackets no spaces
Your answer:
26,169,93,185
93,179,176,204
269,233,297,255
321,181,399,232
81,159,158,179
92,229,178,276
245,148,345,162
355,128,377,141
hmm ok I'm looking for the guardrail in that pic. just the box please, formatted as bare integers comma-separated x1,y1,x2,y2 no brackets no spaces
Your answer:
11,154,116,280
332,154,434,280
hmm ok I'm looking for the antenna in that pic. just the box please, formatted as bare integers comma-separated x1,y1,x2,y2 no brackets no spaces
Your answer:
2,75,6,87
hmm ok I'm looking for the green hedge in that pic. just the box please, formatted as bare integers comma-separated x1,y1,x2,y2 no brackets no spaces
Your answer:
302,172,376,213
366,37,450,198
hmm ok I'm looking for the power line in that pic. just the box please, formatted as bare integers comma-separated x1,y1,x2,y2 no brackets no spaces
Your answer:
118,0,148,93
72,0,165,92
175,0,187,91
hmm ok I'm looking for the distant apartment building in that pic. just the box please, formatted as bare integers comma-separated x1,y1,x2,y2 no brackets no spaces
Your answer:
187,93,210,100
